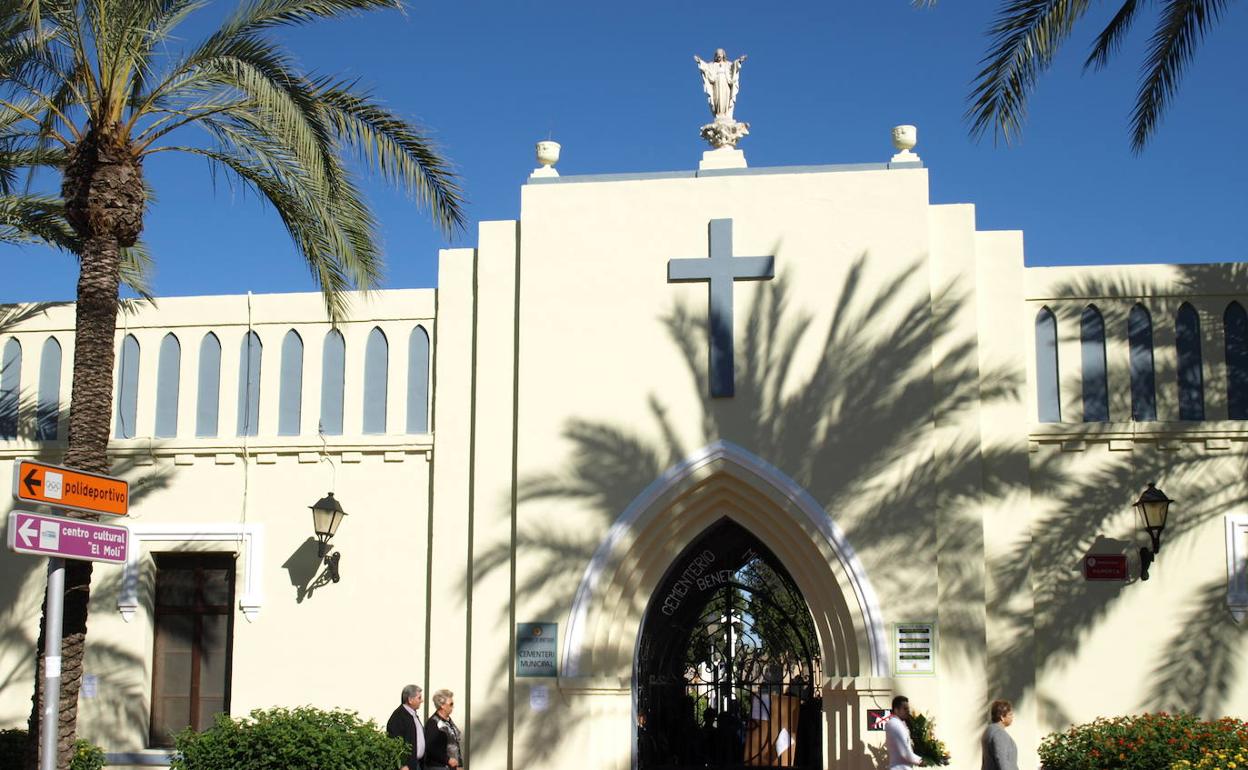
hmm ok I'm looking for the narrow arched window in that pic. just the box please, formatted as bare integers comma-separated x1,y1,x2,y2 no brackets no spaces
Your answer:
363,327,388,434
278,330,303,436
237,332,262,437
1034,308,1060,422
36,337,61,440
319,329,345,435
1081,305,1109,422
1226,302,1248,420
154,333,181,438
0,338,21,439
407,325,430,434
196,332,221,438
1127,305,1157,421
115,334,140,439
1176,303,1205,420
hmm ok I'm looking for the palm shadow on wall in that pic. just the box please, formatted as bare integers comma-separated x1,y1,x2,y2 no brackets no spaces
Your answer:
2,296,179,744
997,263,1248,723
464,257,1247,767
466,254,1049,768
0,451,174,744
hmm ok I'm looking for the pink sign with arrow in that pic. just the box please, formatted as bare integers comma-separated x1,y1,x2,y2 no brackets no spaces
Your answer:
6,510,129,564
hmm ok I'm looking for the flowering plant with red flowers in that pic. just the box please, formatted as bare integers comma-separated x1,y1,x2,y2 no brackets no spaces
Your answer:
1039,713,1248,770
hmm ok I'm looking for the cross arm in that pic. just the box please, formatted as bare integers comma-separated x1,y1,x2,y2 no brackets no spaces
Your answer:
732,256,775,280
668,258,712,282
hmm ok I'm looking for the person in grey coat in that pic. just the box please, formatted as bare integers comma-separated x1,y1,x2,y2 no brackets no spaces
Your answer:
981,699,1019,770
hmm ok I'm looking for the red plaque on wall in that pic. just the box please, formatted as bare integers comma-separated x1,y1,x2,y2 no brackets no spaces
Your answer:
1083,554,1128,581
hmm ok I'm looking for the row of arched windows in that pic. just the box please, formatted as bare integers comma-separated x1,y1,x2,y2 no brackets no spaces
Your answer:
0,326,432,441
0,337,62,441
1035,302,1248,422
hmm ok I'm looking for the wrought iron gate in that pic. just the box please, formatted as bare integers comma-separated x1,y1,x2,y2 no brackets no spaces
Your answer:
636,520,823,770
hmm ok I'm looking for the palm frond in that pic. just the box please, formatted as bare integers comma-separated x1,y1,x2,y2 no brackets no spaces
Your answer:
0,192,74,246
967,0,1093,144
144,36,341,195
3,0,457,321
0,145,67,176
127,0,210,110
165,136,381,321
0,191,155,297
118,240,155,299
221,0,399,37
1084,0,1142,71
313,79,465,236
1130,0,1228,152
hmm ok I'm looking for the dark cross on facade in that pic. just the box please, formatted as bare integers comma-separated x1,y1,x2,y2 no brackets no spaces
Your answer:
668,219,775,398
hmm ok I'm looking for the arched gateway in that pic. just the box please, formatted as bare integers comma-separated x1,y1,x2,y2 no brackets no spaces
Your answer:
561,441,891,770
637,519,824,770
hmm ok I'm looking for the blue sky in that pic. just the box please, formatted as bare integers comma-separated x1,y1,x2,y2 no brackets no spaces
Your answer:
1,0,1245,303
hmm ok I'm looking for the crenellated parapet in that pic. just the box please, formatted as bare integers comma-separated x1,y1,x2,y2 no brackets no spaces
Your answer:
0,289,436,464
1024,263,1248,431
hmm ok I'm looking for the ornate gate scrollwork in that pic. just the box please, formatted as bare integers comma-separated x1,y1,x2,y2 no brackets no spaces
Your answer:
636,519,823,770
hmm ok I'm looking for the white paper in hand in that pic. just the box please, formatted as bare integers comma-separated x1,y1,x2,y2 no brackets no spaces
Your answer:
775,728,792,758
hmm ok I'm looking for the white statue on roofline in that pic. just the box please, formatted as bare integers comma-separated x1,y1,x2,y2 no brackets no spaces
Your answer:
694,48,751,149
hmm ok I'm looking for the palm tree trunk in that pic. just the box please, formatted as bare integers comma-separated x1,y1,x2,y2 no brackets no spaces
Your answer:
63,234,124,474
25,232,121,770
24,234,120,769
26,122,141,770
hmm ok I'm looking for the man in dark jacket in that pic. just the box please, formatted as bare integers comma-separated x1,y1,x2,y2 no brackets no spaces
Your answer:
387,684,426,770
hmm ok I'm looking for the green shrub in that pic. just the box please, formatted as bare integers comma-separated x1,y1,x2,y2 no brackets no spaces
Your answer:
70,738,106,770
1039,713,1248,770
171,706,408,770
0,729,105,770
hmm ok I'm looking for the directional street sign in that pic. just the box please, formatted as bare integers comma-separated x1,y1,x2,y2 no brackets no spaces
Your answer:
12,460,128,517
6,511,129,564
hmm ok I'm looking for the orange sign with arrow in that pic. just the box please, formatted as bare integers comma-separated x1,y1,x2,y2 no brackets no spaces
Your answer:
11,460,129,517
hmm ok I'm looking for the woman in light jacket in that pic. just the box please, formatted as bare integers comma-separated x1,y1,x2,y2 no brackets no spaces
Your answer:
981,699,1019,770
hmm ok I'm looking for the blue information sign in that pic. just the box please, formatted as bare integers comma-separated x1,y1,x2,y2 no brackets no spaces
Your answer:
516,622,557,677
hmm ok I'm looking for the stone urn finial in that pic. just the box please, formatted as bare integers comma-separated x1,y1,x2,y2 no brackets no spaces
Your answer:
532,140,561,178
891,125,920,163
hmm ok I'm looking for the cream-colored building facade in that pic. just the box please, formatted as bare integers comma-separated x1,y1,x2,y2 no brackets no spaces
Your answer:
2,150,1247,770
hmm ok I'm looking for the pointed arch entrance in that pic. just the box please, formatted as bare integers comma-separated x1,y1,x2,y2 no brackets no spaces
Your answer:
558,441,891,770
637,519,823,770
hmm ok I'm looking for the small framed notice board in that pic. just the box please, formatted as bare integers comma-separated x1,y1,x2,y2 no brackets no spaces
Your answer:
516,622,557,677
894,622,935,675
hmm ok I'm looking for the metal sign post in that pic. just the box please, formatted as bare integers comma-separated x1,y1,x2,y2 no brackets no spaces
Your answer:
40,557,63,770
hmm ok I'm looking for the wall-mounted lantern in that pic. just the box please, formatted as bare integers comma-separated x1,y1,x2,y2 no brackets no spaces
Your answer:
1134,483,1173,581
310,492,347,583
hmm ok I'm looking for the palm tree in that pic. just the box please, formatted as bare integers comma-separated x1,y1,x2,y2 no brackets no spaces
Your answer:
1,0,464,765
962,0,1233,152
